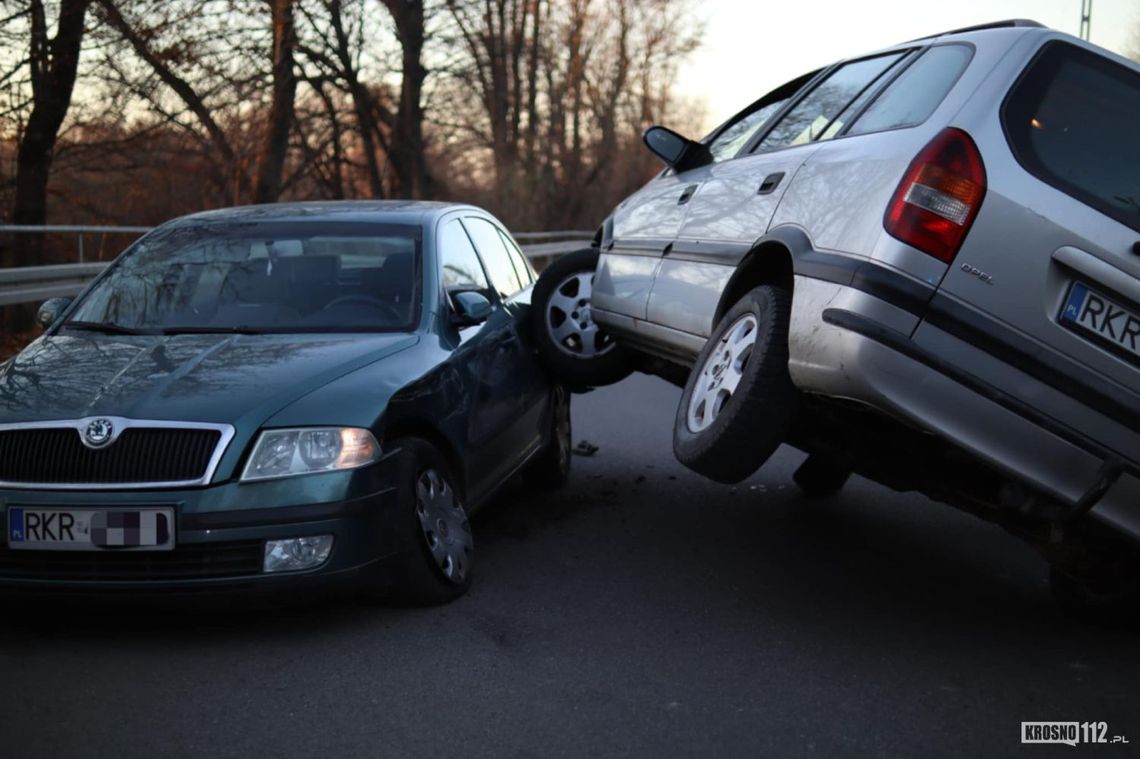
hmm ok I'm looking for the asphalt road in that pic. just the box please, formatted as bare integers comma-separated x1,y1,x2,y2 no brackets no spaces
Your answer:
1,374,1138,757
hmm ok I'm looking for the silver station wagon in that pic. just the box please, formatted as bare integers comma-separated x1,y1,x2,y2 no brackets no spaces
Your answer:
531,21,1140,622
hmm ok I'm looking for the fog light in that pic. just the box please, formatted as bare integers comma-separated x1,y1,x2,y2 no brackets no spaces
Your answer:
263,535,334,573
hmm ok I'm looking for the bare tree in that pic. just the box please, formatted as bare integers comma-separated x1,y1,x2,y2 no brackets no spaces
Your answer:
297,0,392,198
290,76,350,199
381,0,433,198
298,0,435,199
251,0,298,202
1,0,702,247
439,0,700,228
4,0,90,266
93,0,256,202
445,0,533,194
94,0,307,205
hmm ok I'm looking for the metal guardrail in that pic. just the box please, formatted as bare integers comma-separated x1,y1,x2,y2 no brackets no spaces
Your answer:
0,224,593,306
0,224,154,267
0,262,111,306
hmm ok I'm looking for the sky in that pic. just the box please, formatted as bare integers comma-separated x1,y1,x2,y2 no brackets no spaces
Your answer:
676,0,1139,132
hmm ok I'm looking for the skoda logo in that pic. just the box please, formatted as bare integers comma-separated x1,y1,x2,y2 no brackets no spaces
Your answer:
82,418,116,448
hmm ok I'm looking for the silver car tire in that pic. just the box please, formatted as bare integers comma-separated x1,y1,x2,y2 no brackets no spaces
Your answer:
531,248,636,390
673,284,799,484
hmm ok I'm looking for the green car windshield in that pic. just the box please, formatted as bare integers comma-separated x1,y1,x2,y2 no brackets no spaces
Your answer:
66,221,421,334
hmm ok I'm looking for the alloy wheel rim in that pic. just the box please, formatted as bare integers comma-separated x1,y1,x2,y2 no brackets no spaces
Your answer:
415,468,473,584
545,271,617,358
687,313,759,433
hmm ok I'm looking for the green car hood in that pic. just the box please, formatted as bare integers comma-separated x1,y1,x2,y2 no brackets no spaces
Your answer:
0,332,419,429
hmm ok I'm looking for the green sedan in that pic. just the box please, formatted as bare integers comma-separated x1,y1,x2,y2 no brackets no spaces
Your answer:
0,201,572,604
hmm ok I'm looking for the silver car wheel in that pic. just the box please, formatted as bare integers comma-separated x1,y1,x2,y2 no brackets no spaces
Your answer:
545,271,616,359
415,468,473,584
687,313,759,433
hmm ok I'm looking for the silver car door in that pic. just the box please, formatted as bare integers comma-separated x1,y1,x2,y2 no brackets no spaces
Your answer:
593,170,698,320
647,52,909,339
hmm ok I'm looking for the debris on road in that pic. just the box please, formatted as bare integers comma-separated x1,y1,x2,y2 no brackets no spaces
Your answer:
573,440,600,457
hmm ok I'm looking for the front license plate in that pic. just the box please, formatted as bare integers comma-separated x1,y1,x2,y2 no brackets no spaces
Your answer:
7,507,175,551
1060,282,1140,364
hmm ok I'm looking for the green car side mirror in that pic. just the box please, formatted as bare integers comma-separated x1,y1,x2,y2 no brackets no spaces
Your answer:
450,290,493,326
37,298,71,329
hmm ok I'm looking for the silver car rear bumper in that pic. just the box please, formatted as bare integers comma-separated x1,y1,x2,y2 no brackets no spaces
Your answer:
789,275,1140,542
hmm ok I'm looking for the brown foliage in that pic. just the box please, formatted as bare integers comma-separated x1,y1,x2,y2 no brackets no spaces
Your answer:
1,0,705,254
439,0,703,229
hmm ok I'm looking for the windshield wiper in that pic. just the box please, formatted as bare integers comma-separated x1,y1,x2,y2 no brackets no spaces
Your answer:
62,321,158,336
158,326,262,335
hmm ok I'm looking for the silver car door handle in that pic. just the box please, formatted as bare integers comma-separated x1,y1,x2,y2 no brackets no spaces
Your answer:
757,172,785,195
677,184,698,205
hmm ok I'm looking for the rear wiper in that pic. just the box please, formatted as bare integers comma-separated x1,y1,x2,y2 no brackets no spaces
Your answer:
62,321,157,336
158,326,263,335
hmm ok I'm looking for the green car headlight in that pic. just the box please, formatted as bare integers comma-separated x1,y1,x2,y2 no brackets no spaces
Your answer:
242,427,380,481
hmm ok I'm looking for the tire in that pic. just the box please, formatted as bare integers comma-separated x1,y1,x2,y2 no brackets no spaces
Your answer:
374,437,474,606
1049,562,1140,627
793,454,851,498
531,247,636,389
673,284,798,484
523,385,572,490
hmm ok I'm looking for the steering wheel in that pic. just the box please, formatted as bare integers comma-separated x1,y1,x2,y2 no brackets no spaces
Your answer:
320,295,402,321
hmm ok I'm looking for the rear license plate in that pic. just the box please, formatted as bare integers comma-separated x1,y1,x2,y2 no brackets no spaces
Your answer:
1060,282,1140,364
7,507,175,551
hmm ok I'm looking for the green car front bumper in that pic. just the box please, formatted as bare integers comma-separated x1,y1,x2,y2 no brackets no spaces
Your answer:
0,455,405,595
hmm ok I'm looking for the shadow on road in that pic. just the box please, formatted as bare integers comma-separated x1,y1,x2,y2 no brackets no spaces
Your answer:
3,443,1136,648
1,373,1136,652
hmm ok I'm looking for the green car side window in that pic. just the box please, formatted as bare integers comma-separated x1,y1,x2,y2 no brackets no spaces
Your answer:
462,217,523,299
439,219,490,292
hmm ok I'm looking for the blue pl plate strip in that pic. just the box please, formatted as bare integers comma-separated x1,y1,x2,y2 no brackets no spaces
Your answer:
1061,282,1088,323
9,507,25,543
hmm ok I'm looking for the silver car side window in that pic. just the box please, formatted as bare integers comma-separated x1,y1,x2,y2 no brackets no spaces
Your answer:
847,44,974,136
754,52,905,152
704,69,820,163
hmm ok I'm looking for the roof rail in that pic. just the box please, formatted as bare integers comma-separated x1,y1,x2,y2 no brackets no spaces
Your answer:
908,19,1045,43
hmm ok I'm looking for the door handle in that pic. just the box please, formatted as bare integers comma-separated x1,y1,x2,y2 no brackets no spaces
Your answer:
677,184,698,205
757,172,785,195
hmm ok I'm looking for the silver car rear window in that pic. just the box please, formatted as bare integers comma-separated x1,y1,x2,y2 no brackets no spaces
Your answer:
1003,41,1140,232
